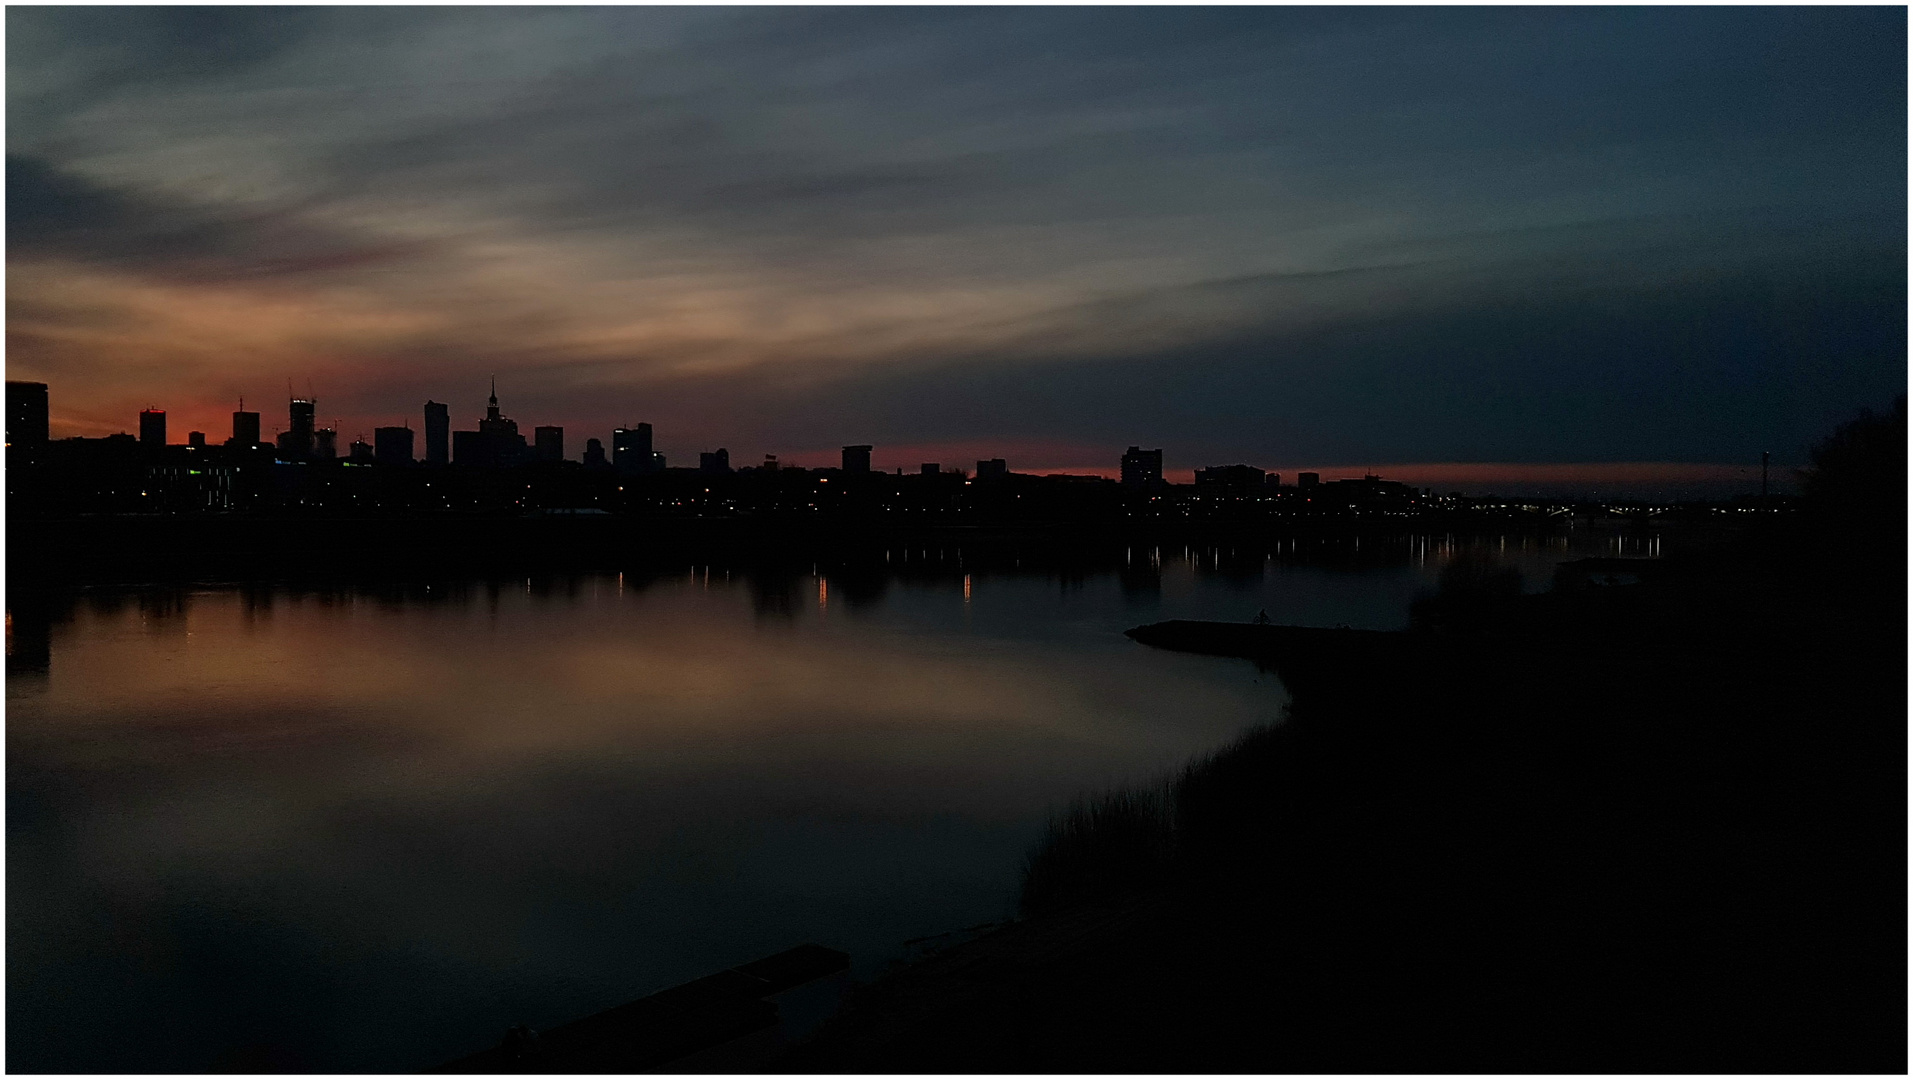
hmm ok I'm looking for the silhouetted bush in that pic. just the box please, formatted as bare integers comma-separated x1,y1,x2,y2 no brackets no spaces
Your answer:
1801,396,1906,540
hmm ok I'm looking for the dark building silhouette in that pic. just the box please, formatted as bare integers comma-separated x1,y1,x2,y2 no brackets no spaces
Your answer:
613,423,657,473
231,407,260,448
583,437,607,469
977,458,1009,479
456,380,529,467
1194,464,1266,494
139,408,166,449
700,448,732,474
535,425,564,462
187,431,206,449
1121,446,1163,487
315,427,338,460
843,445,872,474
349,437,374,462
375,426,415,465
921,463,940,475
1298,472,1320,489
278,398,317,459
7,381,49,446
424,400,449,464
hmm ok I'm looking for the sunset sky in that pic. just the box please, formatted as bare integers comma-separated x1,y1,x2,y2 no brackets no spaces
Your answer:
7,6,1904,488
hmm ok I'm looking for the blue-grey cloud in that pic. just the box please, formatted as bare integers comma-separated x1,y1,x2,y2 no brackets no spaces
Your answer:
4,6,1903,462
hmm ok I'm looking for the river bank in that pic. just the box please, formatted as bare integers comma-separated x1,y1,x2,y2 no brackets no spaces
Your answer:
773,510,1905,1072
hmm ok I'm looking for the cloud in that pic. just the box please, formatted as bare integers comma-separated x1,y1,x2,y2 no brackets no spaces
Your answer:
5,7,1903,460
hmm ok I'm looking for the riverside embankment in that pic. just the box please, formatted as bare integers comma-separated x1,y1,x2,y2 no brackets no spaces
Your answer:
774,513,1906,1072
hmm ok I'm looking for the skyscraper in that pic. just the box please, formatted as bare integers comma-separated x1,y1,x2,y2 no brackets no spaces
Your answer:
314,427,337,459
700,448,731,473
6,381,49,447
139,408,167,449
374,426,415,465
842,445,872,474
1120,446,1163,487
231,405,260,448
534,425,563,462
278,397,317,459
424,401,449,464
474,378,527,465
612,423,653,473
583,438,607,469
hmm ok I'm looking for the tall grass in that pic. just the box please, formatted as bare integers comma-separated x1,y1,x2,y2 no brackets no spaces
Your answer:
1018,723,1289,917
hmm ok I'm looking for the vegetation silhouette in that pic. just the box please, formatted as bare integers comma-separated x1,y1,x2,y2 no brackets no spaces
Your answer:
782,403,1906,1073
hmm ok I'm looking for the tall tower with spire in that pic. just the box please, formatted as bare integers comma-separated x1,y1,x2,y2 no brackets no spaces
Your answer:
470,375,526,466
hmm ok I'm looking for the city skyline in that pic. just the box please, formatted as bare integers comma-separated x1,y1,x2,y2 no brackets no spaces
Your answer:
13,377,1794,498
6,7,1902,488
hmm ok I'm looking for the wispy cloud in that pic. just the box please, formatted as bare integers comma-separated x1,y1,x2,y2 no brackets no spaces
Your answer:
7,7,1903,460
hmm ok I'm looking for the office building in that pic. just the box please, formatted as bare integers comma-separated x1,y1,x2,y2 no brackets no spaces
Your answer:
424,401,449,464
140,408,167,449
583,437,607,469
976,458,1008,479
187,431,206,449
534,425,564,462
315,428,338,459
700,448,731,474
375,426,415,465
7,381,49,446
349,438,374,462
1121,446,1163,487
232,407,261,448
842,445,872,474
613,423,654,473
1298,472,1320,489
921,463,940,475
277,397,317,459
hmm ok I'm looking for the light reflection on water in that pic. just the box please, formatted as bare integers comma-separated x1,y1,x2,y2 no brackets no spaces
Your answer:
6,531,1651,1071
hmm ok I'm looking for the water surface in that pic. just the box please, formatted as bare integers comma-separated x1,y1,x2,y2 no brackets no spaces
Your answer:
7,531,1653,1071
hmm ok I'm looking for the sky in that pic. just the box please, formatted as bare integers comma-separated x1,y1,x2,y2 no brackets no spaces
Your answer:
6,6,1905,491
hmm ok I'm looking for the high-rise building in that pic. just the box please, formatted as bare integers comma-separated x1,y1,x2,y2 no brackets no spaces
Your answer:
534,426,564,462
583,437,607,469
976,458,1008,479
231,407,260,448
187,431,207,449
139,408,167,449
700,448,731,474
6,381,49,446
455,379,529,467
424,401,449,464
277,397,317,459
1297,472,1320,489
1120,446,1163,487
374,426,415,465
314,428,338,459
842,445,872,474
349,437,374,463
612,423,654,473
920,463,940,475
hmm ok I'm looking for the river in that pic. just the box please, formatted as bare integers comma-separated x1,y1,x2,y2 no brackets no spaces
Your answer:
6,529,1657,1071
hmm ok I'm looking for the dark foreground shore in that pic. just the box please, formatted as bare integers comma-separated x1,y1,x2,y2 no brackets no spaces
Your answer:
770,511,1905,1072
